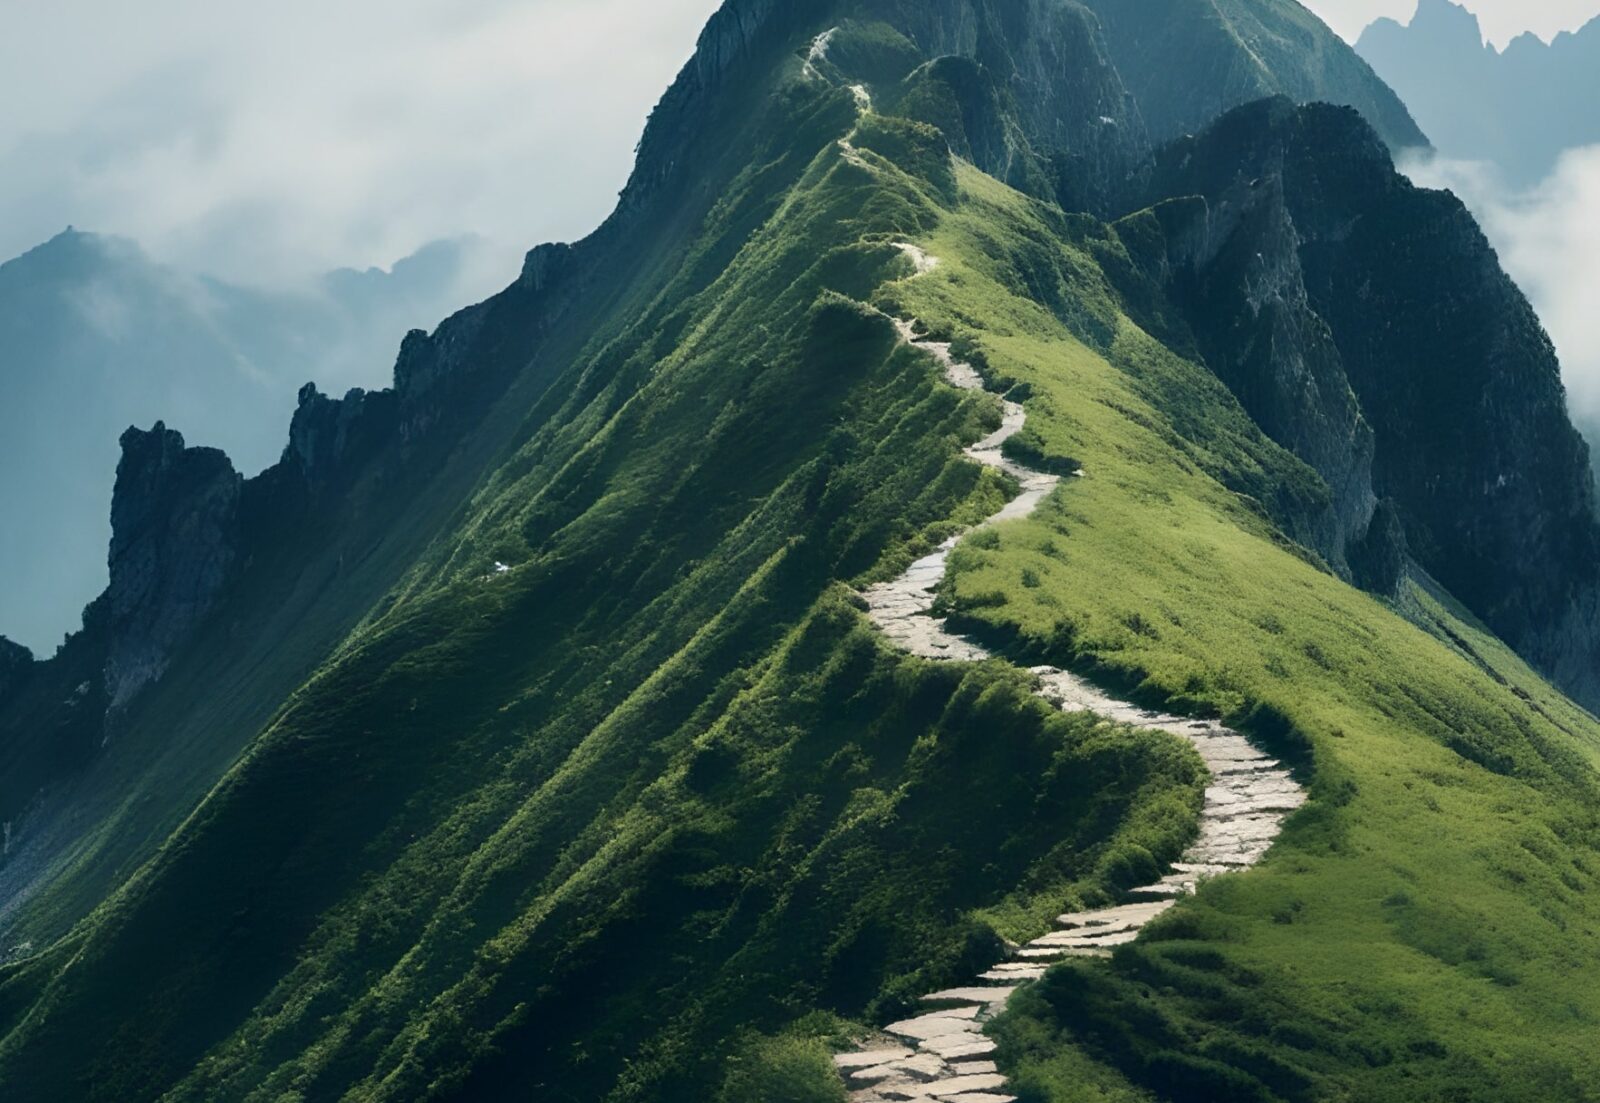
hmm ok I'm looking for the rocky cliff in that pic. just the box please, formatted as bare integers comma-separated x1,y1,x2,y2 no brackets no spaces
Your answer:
0,639,30,704
1142,98,1600,694
1081,0,1426,153
104,425,242,715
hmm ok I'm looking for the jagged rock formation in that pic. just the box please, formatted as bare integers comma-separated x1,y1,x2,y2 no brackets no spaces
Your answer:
1115,187,1379,572
1122,98,1600,690
0,228,483,654
846,257,1304,1102
103,425,242,715
1357,0,1600,185
0,639,30,703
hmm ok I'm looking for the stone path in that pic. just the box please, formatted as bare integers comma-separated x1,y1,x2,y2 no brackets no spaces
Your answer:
835,246,1307,1103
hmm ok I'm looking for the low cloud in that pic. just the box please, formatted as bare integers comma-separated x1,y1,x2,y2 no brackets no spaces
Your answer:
0,0,721,293
1403,146,1600,436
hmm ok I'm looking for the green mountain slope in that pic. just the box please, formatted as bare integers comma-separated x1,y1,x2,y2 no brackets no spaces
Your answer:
2,2,1597,1102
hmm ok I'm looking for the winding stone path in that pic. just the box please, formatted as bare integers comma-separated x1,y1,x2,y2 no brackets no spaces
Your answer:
836,246,1307,1103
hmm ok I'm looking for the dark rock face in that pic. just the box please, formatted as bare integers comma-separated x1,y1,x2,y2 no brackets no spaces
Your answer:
105,424,242,713
0,638,31,704
864,1,1146,212
1145,99,1600,701
1129,173,1379,568
1082,0,1428,154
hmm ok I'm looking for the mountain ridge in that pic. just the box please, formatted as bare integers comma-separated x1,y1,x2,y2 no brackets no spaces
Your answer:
3,2,1600,1100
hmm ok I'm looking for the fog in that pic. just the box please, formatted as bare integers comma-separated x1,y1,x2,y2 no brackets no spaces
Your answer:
0,0,723,290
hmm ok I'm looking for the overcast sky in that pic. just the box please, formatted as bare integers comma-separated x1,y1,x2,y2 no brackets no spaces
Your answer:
0,0,723,289
0,0,1593,290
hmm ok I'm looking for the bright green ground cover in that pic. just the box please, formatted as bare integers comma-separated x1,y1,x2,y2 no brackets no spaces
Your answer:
884,163,1600,1102
3,46,1599,1103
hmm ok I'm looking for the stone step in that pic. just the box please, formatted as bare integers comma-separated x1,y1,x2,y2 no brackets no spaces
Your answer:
925,1037,997,1060
837,1048,914,1070
884,1007,980,1042
979,966,1045,982
848,1053,951,1086
939,1094,1017,1103
921,986,1019,1008
1027,927,1141,951
876,1072,1009,1099
1055,899,1175,931
1013,944,1113,960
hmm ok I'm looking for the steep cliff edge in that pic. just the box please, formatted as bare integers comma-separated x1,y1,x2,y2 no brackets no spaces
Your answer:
1140,98,1600,699
0,641,29,704
104,425,242,716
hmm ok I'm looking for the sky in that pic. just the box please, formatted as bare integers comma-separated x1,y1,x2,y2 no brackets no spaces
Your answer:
1302,0,1600,45
0,0,724,290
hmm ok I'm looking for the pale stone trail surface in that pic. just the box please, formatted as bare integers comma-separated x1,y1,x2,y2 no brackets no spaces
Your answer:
836,245,1307,1103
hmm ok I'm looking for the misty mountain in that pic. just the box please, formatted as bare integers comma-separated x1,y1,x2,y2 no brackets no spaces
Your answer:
1357,0,1600,185
0,229,489,653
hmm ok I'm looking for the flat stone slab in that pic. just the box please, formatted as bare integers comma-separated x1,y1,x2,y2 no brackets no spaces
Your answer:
837,1049,914,1070
920,1073,1010,1097
1014,945,1113,960
922,986,1019,1007
849,1053,951,1086
979,966,1045,982
924,1038,997,1060
883,1007,981,1042
939,1095,1017,1103
1056,899,1175,931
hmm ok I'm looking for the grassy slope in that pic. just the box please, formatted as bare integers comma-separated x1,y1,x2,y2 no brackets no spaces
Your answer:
883,165,1600,1101
0,103,1202,1103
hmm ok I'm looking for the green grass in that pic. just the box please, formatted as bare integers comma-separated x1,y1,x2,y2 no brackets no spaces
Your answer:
3,32,1598,1103
880,162,1600,1102
0,105,1202,1103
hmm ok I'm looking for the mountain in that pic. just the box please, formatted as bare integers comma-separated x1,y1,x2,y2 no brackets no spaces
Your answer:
1356,0,1600,185
0,229,485,655
3,2,1600,1101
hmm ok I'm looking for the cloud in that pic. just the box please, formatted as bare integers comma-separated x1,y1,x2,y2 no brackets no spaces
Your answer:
0,0,722,294
1402,146,1600,433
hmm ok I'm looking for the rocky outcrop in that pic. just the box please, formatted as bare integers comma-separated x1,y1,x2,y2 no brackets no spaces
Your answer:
0,638,31,704
1146,98,1600,701
1117,173,1379,572
104,424,242,714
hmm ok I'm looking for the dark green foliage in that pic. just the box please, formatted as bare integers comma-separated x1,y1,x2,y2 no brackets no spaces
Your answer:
717,1026,849,1103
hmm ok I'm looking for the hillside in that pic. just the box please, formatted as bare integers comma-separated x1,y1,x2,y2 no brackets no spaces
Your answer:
3,2,1599,1101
